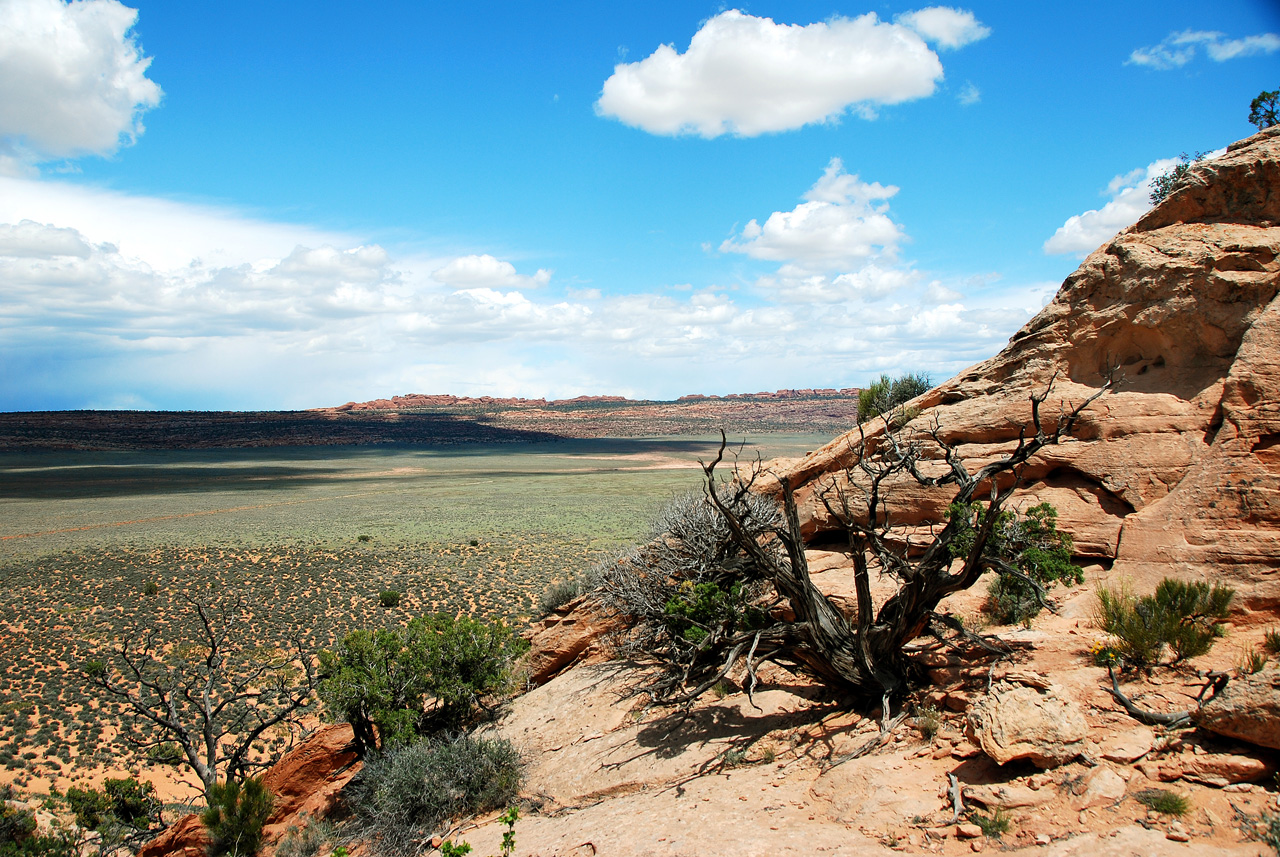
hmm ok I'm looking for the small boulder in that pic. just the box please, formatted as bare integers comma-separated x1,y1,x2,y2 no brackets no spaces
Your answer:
966,683,1088,768
1099,725,1155,763
522,596,624,686
1194,668,1280,751
962,783,1054,809
1137,752,1272,787
1073,765,1128,809
261,723,362,843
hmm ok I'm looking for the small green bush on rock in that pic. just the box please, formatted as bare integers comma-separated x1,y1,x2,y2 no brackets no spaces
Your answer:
1096,578,1234,668
1134,788,1189,816
201,777,274,857
1150,152,1207,204
857,372,931,424
319,614,527,753
948,501,1079,626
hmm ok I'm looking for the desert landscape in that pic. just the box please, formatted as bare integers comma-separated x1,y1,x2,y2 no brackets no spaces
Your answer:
0,126,1276,857
2,3,1279,856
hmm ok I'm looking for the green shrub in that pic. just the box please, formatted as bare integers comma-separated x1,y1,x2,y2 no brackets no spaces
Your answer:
357,534,372,543
349,735,521,857
1134,788,1189,816
857,372,931,424
274,817,336,857
969,808,1010,839
201,777,274,857
1263,628,1280,656
1240,650,1269,676
0,803,36,846
143,581,160,597
147,743,185,767
64,786,112,831
913,705,942,740
1096,579,1233,668
537,578,584,617
1150,152,1206,204
948,502,1078,626
377,590,401,609
1249,88,1278,130
319,614,528,752
1257,811,1280,856
0,800,77,857
663,580,769,644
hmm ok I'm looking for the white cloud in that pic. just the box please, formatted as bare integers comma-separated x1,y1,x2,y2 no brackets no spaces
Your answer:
756,265,918,304
1206,32,1280,61
895,7,991,49
0,174,1049,409
431,253,551,290
957,82,980,105
0,175,351,268
1044,150,1224,255
720,158,903,272
0,0,162,171
595,8,989,138
0,219,92,258
924,280,962,303
1128,29,1280,69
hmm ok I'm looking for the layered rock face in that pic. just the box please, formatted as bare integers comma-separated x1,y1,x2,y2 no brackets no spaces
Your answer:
780,127,1280,611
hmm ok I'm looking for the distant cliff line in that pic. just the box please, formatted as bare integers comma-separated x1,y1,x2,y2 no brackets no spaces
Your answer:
329,387,862,412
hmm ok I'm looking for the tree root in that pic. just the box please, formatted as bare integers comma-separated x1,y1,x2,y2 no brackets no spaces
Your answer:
1104,664,1193,728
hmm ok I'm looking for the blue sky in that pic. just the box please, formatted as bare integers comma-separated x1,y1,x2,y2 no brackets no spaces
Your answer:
1,0,1277,410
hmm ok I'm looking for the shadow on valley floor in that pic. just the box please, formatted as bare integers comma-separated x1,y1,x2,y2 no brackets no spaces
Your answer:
0,437,735,500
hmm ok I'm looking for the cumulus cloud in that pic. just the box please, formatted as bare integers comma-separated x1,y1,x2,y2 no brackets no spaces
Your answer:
0,0,162,171
596,8,988,137
0,177,1049,409
895,7,990,49
755,265,919,304
720,158,903,272
431,254,552,290
1044,150,1225,255
1128,29,1280,69
0,219,93,258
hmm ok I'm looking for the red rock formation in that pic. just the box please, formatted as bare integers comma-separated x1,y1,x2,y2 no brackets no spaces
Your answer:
136,812,207,857
260,724,361,842
522,596,625,686
778,127,1280,611
138,725,361,857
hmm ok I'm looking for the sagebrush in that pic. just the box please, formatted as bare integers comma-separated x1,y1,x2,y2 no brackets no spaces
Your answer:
348,735,522,857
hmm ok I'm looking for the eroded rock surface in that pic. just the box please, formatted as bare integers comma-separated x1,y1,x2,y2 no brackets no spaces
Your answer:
966,683,1089,768
778,126,1280,609
1194,666,1280,750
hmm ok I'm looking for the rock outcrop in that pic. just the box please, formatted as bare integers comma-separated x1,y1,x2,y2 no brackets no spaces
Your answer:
1193,665,1280,750
778,126,1280,610
260,724,361,842
521,596,624,686
965,683,1089,768
138,725,360,857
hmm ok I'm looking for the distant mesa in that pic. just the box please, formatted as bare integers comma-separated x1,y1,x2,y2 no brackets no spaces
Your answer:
334,388,861,411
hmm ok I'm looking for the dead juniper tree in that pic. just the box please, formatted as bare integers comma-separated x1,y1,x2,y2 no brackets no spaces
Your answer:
82,593,317,801
598,378,1111,710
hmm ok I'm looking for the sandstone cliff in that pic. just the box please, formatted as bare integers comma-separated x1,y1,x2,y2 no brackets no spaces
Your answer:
779,126,1280,613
